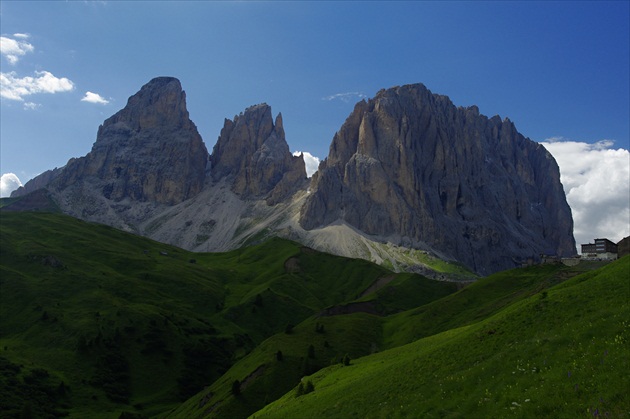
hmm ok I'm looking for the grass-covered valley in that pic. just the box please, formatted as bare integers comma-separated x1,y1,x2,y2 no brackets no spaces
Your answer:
0,211,628,418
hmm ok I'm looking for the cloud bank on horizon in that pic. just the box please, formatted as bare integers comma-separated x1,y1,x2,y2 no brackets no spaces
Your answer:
4,139,627,253
540,138,629,249
0,173,22,198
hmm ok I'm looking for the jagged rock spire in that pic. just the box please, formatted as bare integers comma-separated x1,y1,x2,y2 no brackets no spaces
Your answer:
210,103,306,203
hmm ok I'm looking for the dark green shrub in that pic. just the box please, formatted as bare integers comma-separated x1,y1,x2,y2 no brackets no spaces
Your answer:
295,382,304,397
305,380,315,394
231,380,241,396
343,354,351,366
295,380,314,397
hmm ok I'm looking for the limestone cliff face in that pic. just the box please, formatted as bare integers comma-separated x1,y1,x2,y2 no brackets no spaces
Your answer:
210,104,307,204
48,77,208,205
300,84,576,274
10,78,576,276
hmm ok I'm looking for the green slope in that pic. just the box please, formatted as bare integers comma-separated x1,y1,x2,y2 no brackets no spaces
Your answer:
4,211,623,419
0,212,455,418
165,270,460,418
381,260,607,349
168,253,606,419
252,256,630,418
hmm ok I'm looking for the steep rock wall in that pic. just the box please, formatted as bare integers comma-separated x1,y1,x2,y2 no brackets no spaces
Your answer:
300,84,576,274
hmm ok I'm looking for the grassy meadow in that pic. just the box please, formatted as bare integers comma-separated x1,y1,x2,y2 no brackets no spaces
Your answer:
0,212,453,417
0,210,627,418
253,256,629,418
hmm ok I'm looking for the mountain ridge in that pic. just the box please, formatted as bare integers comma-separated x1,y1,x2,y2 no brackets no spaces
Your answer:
9,77,576,275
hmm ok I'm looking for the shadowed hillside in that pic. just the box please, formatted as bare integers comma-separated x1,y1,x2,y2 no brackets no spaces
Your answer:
0,211,455,418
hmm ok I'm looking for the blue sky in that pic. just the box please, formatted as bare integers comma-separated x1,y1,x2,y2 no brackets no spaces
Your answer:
1,1,629,246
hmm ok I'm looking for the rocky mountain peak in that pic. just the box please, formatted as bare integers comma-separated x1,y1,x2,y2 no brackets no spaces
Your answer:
300,83,576,274
10,78,576,276
19,77,209,207
210,103,307,203
100,77,192,134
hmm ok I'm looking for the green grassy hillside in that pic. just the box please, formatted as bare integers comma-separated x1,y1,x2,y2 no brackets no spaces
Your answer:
3,211,625,419
0,212,455,418
164,266,461,418
381,260,608,349
253,256,630,418
168,252,612,418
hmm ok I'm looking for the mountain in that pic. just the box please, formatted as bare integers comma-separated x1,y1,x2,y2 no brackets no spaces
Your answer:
16,77,209,206
210,104,307,204
10,167,63,198
299,84,575,274
9,77,576,275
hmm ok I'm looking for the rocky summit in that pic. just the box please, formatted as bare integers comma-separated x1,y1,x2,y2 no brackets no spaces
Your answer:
211,104,307,204
299,84,575,274
15,77,209,206
9,78,576,275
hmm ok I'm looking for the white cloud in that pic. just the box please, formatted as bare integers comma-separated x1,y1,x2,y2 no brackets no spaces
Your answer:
81,91,109,104
293,151,321,177
23,101,40,110
541,138,630,249
0,35,34,65
322,92,367,103
0,71,75,101
0,173,23,197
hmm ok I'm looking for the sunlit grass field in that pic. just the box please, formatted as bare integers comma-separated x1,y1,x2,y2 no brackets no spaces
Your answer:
1,211,626,418
253,256,629,418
